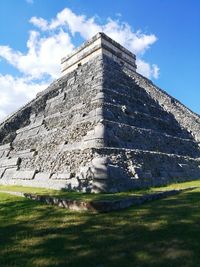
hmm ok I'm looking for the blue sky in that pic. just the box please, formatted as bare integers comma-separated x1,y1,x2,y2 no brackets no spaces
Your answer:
0,0,199,119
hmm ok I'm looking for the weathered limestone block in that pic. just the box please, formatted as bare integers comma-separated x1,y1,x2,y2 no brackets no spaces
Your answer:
91,157,109,179
84,123,105,141
0,143,12,158
46,92,66,104
2,168,18,180
34,172,51,180
62,142,82,151
33,115,44,124
83,123,105,148
13,149,37,158
0,157,20,168
16,119,44,134
0,143,11,151
91,92,105,103
12,170,37,180
51,172,71,180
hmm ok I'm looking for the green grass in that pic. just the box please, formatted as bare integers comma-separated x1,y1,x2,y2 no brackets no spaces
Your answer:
0,179,200,201
1,180,200,266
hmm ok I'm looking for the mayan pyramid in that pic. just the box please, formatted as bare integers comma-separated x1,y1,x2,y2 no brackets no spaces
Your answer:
0,32,200,192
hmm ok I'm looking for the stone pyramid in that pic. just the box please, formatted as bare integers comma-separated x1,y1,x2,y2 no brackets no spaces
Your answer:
0,32,200,192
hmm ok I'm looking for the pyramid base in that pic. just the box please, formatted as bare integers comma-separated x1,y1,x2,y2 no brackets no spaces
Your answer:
1,147,200,193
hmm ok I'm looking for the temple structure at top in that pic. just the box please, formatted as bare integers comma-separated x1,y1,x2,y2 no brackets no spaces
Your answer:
61,32,137,76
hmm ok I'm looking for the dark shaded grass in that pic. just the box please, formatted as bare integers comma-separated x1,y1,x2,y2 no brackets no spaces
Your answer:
1,187,200,267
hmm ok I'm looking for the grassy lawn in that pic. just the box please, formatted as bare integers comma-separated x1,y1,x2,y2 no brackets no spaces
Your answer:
0,180,200,201
1,181,200,266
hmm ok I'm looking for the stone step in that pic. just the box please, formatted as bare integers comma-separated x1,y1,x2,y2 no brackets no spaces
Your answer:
103,120,200,157
102,87,170,118
0,143,12,151
102,102,190,138
16,119,44,134
0,157,20,168
12,170,37,180
10,149,37,159
0,143,12,158
44,86,100,116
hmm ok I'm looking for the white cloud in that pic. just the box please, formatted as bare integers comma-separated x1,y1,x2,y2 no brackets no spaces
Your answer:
102,19,157,55
49,8,102,39
0,74,48,121
35,8,157,56
152,64,160,79
30,17,48,31
137,59,160,79
0,7,159,120
0,30,74,79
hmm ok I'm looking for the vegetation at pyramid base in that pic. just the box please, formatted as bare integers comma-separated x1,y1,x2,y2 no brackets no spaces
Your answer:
0,179,200,201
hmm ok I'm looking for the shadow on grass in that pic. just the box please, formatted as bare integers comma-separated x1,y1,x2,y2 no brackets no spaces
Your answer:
0,190,200,267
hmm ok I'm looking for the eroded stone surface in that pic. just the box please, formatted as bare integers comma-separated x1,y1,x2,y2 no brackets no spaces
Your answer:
0,33,200,192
